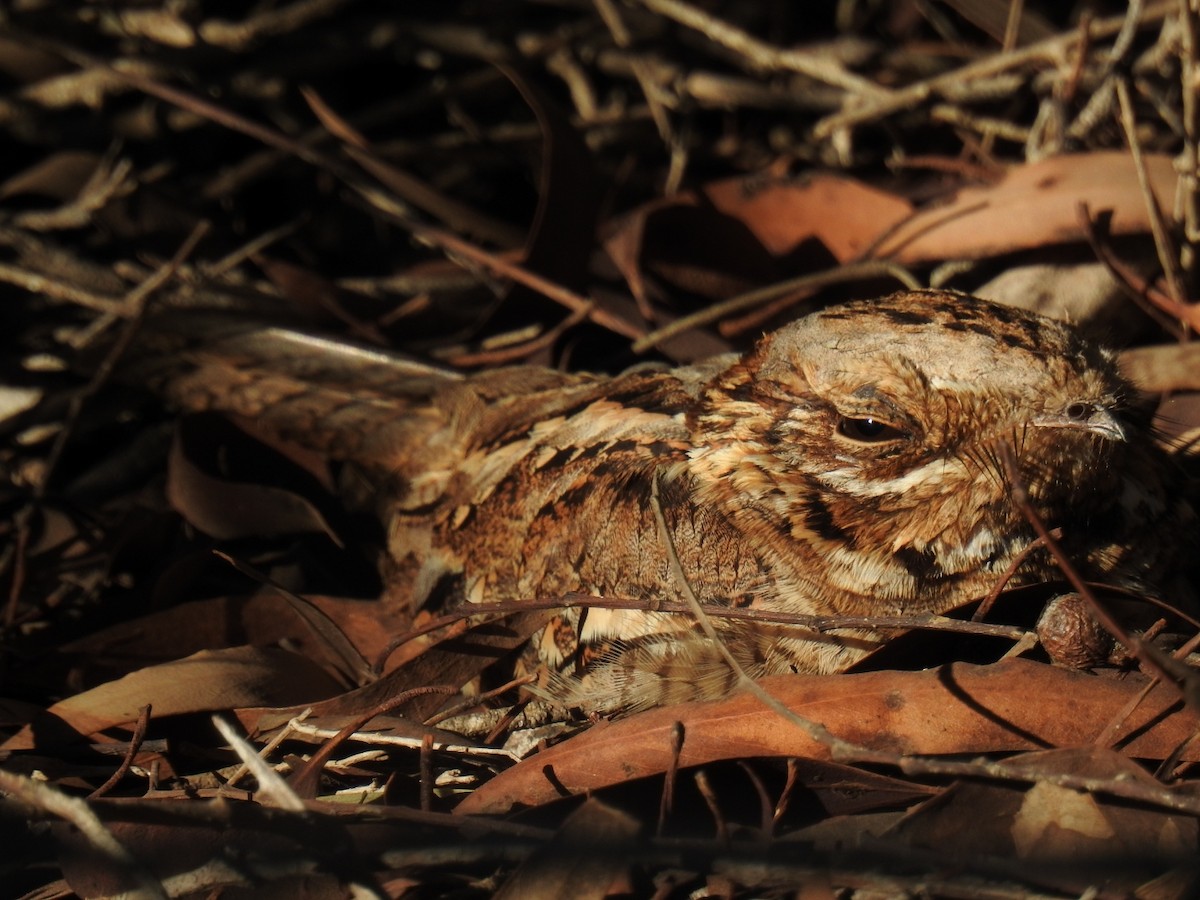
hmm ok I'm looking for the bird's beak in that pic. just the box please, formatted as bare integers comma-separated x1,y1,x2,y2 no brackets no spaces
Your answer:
1031,406,1126,442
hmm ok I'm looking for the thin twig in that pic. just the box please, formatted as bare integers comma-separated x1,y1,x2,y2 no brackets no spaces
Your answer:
227,710,313,791
423,673,539,728
631,260,921,353
35,221,211,501
1116,76,1190,310
1077,201,1190,336
693,769,729,844
736,760,775,836
634,0,890,96
415,226,645,342
971,532,1055,622
1001,0,1026,52
198,0,353,50
0,262,124,313
812,0,1174,138
446,303,593,367
212,716,306,812
420,732,434,812
288,685,461,799
88,705,152,800
593,0,675,149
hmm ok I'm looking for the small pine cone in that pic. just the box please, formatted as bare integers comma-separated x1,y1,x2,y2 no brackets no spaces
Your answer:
1036,593,1115,669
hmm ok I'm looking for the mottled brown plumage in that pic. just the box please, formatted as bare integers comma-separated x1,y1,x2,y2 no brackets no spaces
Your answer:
135,290,1192,711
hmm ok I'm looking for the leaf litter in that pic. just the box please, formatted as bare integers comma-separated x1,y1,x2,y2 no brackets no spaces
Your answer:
1,2,1200,898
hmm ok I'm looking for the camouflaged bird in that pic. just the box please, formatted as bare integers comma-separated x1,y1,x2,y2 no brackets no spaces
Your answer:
136,290,1191,712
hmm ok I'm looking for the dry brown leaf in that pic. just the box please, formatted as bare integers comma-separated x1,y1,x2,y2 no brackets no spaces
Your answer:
3,646,345,751
245,608,558,729
604,171,912,314
602,194,665,315
58,594,392,690
492,799,640,900
786,758,938,816
703,171,914,262
605,152,1173,317
166,416,343,544
874,151,1177,262
456,660,1198,816
604,194,782,307
1012,781,1117,857
891,748,1198,892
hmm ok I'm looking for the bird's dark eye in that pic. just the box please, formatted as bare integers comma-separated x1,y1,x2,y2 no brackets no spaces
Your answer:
1065,402,1093,421
837,416,907,442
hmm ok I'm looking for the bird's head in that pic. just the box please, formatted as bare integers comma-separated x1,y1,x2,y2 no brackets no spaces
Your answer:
687,290,1138,606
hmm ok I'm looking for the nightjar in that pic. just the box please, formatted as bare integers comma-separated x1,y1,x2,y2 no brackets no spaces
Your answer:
133,290,1192,712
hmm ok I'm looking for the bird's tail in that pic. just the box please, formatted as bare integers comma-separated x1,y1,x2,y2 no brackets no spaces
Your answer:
116,313,462,467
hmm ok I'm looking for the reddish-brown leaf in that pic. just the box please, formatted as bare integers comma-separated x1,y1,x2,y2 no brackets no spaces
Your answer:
703,171,914,262
874,151,1177,262
456,660,1198,816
